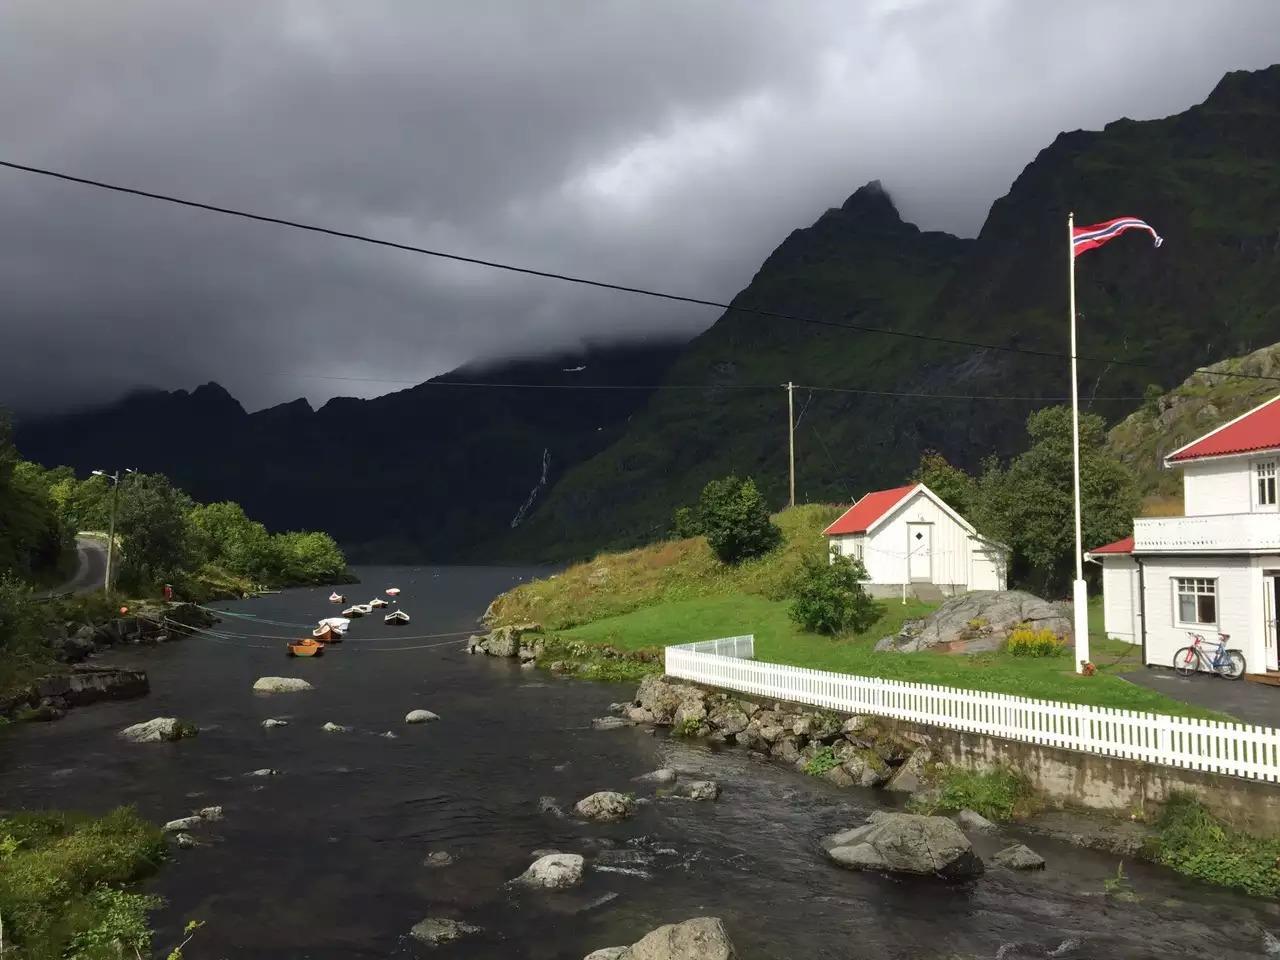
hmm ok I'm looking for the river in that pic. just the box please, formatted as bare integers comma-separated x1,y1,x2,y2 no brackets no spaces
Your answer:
2,565,1276,959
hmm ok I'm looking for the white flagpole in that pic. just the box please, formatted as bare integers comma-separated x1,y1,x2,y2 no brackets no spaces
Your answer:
1068,211,1090,673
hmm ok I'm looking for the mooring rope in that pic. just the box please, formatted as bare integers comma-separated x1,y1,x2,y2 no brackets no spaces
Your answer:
166,619,472,654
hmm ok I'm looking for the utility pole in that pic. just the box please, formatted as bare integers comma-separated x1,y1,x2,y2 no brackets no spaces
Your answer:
92,468,131,594
786,381,796,508
1067,212,1090,673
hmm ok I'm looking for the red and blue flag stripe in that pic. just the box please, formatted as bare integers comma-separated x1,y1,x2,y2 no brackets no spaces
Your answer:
1072,216,1164,257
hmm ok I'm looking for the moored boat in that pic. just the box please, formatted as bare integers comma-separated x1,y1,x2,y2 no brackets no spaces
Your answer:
287,638,325,657
328,592,346,603
353,603,374,615
369,597,389,608
312,624,342,642
317,616,350,634
384,610,410,625
342,606,364,618
385,587,401,597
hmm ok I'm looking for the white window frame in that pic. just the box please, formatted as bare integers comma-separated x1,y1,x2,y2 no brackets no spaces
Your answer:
1173,577,1217,628
1256,459,1277,509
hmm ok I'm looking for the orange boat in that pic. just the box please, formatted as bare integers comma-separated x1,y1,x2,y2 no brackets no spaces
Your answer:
287,638,325,657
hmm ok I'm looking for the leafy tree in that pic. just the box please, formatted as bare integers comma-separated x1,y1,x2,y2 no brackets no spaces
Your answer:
114,473,194,582
187,501,272,576
973,406,1138,593
671,505,704,539
913,450,978,518
0,414,71,577
789,552,882,635
695,475,781,565
269,531,346,583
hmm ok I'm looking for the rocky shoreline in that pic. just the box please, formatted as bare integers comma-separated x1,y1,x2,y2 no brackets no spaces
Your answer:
1,601,217,724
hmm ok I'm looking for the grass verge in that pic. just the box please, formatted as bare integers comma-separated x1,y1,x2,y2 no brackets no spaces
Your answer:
910,766,1038,822
0,807,167,960
1146,793,1280,897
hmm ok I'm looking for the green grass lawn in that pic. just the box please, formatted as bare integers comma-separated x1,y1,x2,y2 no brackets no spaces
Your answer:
560,592,1224,719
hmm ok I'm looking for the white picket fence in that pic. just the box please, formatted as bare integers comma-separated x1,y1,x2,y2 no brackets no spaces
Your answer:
664,635,1280,782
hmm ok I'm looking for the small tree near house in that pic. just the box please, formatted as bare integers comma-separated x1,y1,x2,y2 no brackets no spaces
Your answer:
680,475,781,565
789,552,882,636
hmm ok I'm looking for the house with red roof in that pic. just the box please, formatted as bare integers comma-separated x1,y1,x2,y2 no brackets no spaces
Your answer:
823,482,1007,598
1086,394,1280,675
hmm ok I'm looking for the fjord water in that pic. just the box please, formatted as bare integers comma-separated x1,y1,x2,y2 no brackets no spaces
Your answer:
2,565,1276,959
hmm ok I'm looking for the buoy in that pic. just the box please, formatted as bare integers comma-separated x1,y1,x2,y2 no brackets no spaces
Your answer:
119,605,129,615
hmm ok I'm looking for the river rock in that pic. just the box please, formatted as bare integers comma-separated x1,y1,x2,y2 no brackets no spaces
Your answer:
173,832,197,849
36,665,149,706
515,853,585,889
246,768,279,777
884,746,933,793
119,717,197,743
634,675,708,725
595,916,737,960
992,843,1045,870
196,806,223,821
162,816,204,832
633,768,677,784
956,809,998,833
409,917,482,946
671,780,720,801
770,736,802,765
321,721,349,733
538,796,566,817
574,791,636,822
592,716,634,730
405,709,440,724
252,677,314,693
423,851,455,867
472,623,541,657
822,813,983,878
707,704,749,736
261,718,289,728
876,590,1073,654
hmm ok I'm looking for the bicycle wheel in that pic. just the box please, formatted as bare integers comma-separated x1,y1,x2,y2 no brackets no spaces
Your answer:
1173,646,1199,677
1218,650,1246,681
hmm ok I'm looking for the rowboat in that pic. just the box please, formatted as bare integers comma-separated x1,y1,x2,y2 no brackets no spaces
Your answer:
369,598,389,608
312,624,342,643
384,610,410,625
385,587,401,597
287,638,325,657
342,606,364,618
317,616,350,634
328,592,346,603
353,603,374,616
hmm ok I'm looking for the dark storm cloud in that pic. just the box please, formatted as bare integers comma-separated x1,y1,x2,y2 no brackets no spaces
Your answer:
2,1,1277,413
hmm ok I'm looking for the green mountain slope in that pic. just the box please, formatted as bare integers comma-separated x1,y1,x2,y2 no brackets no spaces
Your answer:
494,64,1280,561
1106,341,1280,511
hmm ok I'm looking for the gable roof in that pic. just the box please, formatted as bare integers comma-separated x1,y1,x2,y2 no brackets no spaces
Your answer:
823,484,917,536
1086,535,1134,556
1166,393,1280,464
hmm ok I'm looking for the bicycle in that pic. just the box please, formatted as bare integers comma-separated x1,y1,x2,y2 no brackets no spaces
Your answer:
1173,632,1246,680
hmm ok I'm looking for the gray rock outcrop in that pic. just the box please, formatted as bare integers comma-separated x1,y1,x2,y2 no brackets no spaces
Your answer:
405,709,440,724
822,812,984,878
671,780,720,801
574,791,636,822
956,809,998,833
515,853,585,889
119,717,197,743
875,590,1072,653
467,623,541,657
634,768,677,784
585,917,737,960
252,677,314,693
992,843,1046,870
409,918,482,946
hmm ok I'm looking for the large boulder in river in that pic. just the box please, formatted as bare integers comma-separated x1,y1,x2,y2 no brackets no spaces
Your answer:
822,812,983,878
634,675,708,725
405,709,440,724
119,717,198,743
409,917,482,946
515,853,585,889
584,917,738,960
875,590,1072,654
252,677,314,693
574,791,636,822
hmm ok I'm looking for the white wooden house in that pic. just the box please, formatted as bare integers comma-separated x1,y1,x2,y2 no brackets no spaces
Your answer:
823,482,1008,597
1087,393,1280,676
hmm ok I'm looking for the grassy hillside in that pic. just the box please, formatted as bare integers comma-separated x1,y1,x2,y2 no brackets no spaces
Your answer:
1106,340,1280,510
496,65,1280,562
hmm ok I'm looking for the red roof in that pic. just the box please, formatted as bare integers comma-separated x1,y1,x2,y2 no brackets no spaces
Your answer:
823,484,917,536
1167,394,1280,463
1087,535,1133,555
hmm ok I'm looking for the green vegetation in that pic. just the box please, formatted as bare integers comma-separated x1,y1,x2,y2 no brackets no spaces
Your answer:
1103,861,1139,902
1146,793,1280,898
532,634,661,683
788,552,881,635
1005,625,1067,658
803,746,842,777
913,766,1037,822
681,476,782,565
0,807,167,960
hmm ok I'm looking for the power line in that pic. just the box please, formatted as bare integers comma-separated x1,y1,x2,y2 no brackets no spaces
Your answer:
5,157,1280,386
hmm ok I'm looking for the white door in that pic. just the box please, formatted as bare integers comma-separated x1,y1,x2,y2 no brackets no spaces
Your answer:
907,524,932,582
1265,575,1279,672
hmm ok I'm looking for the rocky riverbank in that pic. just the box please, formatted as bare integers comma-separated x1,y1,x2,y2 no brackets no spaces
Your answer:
1,601,217,723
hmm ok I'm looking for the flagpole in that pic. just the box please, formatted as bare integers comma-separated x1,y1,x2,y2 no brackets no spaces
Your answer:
1068,211,1090,673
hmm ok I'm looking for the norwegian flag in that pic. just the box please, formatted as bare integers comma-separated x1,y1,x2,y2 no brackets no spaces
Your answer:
1072,216,1164,257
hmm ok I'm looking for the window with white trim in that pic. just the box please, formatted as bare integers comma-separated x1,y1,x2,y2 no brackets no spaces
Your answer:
1257,460,1277,507
1174,577,1217,625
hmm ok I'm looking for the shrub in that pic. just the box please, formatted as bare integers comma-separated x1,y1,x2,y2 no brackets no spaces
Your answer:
788,552,882,636
1005,625,1066,657
918,766,1035,822
803,746,841,777
1147,793,1280,897
672,506,703,539
695,476,782,565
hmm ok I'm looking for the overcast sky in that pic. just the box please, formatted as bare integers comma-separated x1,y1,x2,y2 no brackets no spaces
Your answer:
2,1,1277,415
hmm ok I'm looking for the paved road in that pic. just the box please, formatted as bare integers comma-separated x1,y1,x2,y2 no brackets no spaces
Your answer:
1122,666,1280,727
44,535,108,597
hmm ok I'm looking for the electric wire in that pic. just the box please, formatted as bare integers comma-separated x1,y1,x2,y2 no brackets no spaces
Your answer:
5,158,1279,387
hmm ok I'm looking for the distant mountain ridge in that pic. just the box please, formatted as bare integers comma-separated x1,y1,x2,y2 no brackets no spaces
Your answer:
15,64,1280,562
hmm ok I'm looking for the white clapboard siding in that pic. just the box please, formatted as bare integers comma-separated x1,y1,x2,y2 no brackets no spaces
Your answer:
664,636,1280,783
